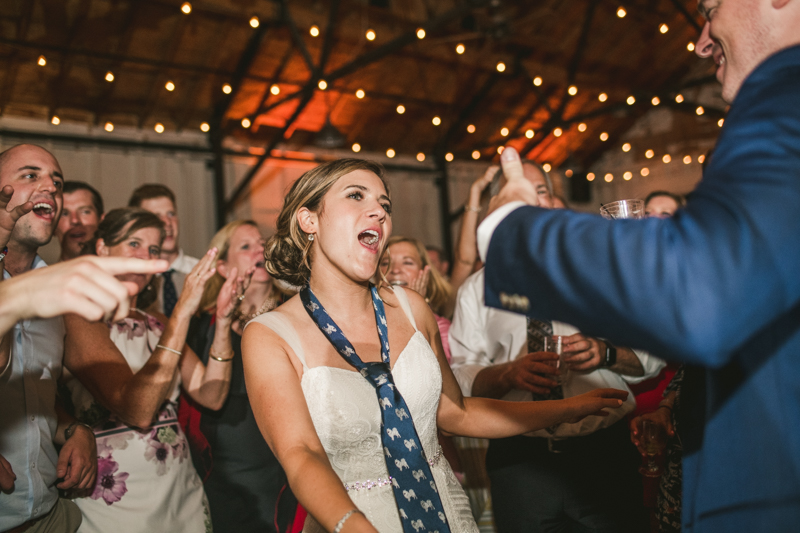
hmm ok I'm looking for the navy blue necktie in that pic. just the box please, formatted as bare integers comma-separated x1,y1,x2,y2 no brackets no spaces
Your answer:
300,285,451,533
162,269,178,318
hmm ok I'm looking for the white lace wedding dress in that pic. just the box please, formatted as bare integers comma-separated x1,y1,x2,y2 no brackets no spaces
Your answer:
248,287,478,533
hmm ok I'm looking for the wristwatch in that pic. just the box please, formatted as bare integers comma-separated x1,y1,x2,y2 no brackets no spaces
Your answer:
603,341,618,368
64,421,93,441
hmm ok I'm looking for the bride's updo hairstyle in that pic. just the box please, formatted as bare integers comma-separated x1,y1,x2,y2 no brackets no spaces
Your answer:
265,158,388,286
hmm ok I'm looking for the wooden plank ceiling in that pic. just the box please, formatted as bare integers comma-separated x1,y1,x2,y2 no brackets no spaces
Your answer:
0,0,721,171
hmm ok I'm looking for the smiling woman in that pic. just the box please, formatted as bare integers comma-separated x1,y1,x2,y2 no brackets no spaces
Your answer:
60,207,236,533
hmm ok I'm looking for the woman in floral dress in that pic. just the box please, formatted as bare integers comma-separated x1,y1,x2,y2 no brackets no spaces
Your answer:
60,208,242,532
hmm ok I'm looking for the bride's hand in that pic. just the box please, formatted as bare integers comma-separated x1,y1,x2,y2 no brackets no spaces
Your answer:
563,388,628,424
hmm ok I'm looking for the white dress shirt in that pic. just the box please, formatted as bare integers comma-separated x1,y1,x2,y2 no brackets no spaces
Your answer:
154,248,199,315
477,202,525,263
449,269,665,438
0,257,64,529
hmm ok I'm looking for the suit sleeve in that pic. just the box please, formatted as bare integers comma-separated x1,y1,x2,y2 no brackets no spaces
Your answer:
484,76,800,368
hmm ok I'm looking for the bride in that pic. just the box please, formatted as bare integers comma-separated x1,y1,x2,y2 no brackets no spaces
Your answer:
242,159,627,533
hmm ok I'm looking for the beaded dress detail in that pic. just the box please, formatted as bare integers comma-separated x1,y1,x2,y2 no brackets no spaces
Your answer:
247,287,477,533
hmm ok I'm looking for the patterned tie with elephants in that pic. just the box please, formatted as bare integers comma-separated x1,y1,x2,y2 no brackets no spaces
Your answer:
300,285,451,533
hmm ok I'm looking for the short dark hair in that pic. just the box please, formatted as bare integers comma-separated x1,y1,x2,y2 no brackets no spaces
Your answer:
63,181,104,215
645,190,685,208
128,184,176,208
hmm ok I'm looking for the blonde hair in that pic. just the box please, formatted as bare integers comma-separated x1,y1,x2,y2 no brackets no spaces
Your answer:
265,159,387,287
383,235,452,316
199,219,260,311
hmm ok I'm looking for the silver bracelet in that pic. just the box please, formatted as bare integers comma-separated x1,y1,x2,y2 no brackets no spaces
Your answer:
156,344,182,357
333,509,360,533
464,204,481,213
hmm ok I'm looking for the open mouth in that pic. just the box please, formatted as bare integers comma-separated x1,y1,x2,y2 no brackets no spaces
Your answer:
32,201,55,220
67,230,88,241
255,260,266,269
389,279,408,287
358,229,381,252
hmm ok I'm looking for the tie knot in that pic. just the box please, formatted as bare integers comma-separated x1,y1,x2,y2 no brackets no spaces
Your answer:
359,361,392,386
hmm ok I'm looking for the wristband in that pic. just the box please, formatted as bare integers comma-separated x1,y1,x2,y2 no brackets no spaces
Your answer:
156,344,182,357
0,246,7,262
603,341,617,367
209,350,234,362
333,510,360,533
64,421,93,441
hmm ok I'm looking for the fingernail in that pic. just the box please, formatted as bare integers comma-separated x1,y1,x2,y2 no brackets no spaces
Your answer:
500,146,519,162
618,400,623,405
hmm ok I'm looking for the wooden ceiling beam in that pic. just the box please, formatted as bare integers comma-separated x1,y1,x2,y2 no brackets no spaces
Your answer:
668,0,703,32
48,0,93,118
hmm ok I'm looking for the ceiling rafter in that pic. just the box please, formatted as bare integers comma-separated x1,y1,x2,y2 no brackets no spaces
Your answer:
0,0,37,115
48,0,93,118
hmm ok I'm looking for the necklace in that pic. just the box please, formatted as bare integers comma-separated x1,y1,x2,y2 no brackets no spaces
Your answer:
234,292,277,330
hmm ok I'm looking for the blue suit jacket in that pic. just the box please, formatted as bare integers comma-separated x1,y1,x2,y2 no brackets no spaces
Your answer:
485,45,800,531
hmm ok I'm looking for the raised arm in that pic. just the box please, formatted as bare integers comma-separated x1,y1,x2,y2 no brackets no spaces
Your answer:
64,250,219,429
483,81,800,368
242,321,377,533
179,267,245,410
448,167,495,296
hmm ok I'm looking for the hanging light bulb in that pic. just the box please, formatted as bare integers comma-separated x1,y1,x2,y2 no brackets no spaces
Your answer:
318,79,328,90
599,132,609,141
200,122,210,132
604,173,614,182
662,154,672,163
640,167,650,176
533,77,543,86
222,84,232,94
241,118,251,128
352,143,361,153
309,25,320,37
696,106,705,115
154,123,165,133
37,55,46,67
249,16,260,28
445,153,454,162
456,43,465,54
645,149,655,159
525,129,535,138
660,23,669,34
687,42,695,51
467,124,476,133
500,127,509,137
617,7,627,18
432,116,441,126
675,93,684,103
683,155,692,164
627,95,636,105
598,92,608,102
622,143,631,152
652,96,661,105
496,62,506,72
542,163,552,172
386,148,395,158
366,29,376,41
553,128,563,137
105,71,115,82
578,123,587,132
355,89,365,99
416,28,426,39
587,172,596,182
416,153,426,162
568,85,578,96
104,122,114,132
472,151,481,160
165,81,175,91
51,116,60,125
181,2,192,14
396,105,405,114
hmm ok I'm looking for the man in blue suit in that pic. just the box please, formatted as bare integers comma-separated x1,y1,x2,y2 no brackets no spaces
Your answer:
476,0,800,530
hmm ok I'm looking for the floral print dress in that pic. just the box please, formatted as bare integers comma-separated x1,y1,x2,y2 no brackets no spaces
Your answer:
63,313,212,533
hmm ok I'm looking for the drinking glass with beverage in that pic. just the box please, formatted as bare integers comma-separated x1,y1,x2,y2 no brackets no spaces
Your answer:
639,419,668,477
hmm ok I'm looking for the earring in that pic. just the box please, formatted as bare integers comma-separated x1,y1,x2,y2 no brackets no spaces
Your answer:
308,234,315,241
